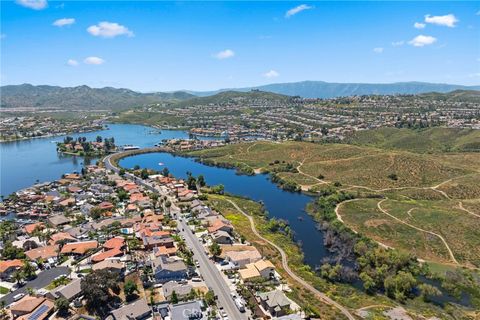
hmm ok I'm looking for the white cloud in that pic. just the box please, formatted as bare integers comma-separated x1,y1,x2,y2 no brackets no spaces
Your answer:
391,40,405,47
87,22,134,38
263,70,280,78
285,4,313,18
213,49,235,60
468,73,480,78
84,56,105,65
53,18,75,27
373,47,384,53
414,22,426,29
424,14,458,27
15,0,47,10
408,35,437,47
67,59,79,66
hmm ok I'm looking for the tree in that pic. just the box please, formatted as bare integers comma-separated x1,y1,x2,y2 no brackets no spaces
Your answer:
124,280,138,301
209,242,222,259
161,167,170,177
171,290,179,304
81,269,120,314
22,261,36,280
117,189,129,202
197,175,206,187
384,271,416,302
55,297,70,316
90,206,103,220
204,290,216,306
96,136,103,143
1,241,26,260
12,270,24,286
419,283,441,302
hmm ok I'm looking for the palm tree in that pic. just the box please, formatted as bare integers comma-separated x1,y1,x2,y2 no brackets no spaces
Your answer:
22,261,36,280
12,270,24,286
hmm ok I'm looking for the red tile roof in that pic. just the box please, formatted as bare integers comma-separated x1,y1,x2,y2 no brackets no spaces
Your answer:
60,241,98,255
0,259,23,273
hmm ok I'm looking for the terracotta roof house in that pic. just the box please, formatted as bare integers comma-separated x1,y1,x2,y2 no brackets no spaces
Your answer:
153,246,178,257
61,240,98,255
67,186,82,193
98,202,115,211
103,237,125,250
58,197,75,207
207,219,233,234
49,232,76,245
64,173,81,180
0,259,23,279
10,296,48,318
24,222,44,235
25,245,58,261
91,247,123,263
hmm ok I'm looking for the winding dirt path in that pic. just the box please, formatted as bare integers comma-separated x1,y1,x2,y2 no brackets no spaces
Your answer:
458,202,480,218
376,199,459,265
225,199,356,320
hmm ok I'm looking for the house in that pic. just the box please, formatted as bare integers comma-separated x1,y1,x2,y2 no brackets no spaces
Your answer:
10,296,54,319
48,278,82,301
224,248,262,268
0,259,23,279
152,256,188,284
212,230,233,244
23,222,44,235
153,245,178,257
257,290,291,317
60,240,98,255
143,236,174,250
238,263,261,281
253,259,275,278
103,237,125,250
12,236,41,251
49,232,76,245
25,245,58,261
58,198,75,207
169,300,203,320
207,219,233,234
47,214,71,227
108,298,151,320
98,201,115,211
162,281,193,300
91,247,123,263
92,260,125,273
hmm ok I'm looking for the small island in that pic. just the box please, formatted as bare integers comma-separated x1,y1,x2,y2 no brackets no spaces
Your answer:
56,135,116,157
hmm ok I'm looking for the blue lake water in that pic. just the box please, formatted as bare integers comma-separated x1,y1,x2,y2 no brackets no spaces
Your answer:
0,122,332,267
119,152,330,267
0,124,190,196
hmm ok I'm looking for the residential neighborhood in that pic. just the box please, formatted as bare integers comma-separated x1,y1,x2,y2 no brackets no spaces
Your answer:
0,160,301,319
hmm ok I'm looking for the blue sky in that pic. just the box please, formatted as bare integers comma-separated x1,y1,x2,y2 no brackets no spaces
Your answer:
1,1,479,91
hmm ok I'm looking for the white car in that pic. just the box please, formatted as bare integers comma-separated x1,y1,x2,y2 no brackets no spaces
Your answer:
13,293,25,301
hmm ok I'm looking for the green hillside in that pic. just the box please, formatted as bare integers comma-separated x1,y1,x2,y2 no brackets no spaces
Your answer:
346,127,480,153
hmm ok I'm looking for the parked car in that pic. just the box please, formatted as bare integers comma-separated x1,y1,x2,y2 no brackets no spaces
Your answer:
13,293,25,301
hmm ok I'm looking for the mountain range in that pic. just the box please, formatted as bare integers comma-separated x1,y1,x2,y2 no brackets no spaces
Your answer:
189,81,480,99
1,81,479,110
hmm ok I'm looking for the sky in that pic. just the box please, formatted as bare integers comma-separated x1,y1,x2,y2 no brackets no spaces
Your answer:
1,1,479,91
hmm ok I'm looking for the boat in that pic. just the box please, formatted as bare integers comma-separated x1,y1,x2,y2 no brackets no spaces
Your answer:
158,162,165,166
122,145,140,151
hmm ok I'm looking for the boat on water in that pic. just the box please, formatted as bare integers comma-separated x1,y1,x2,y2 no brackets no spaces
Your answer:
122,145,140,151
158,162,165,166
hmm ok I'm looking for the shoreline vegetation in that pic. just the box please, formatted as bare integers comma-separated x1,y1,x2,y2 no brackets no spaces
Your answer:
110,145,480,319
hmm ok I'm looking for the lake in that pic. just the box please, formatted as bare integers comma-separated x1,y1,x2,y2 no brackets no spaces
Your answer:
0,124,189,197
119,152,332,268
1,123,330,268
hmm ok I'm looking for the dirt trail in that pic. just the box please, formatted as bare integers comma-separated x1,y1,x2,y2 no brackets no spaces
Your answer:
225,199,356,320
377,199,459,265
458,202,480,218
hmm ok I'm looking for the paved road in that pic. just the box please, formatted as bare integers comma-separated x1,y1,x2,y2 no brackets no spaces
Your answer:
1,267,70,305
178,219,247,320
105,152,245,318
226,199,356,320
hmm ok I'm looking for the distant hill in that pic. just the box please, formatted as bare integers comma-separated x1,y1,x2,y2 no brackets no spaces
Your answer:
418,90,480,103
173,90,291,108
190,81,480,99
347,127,480,153
0,84,195,110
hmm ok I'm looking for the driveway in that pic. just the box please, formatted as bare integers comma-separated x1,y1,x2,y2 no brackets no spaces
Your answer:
0,267,70,305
